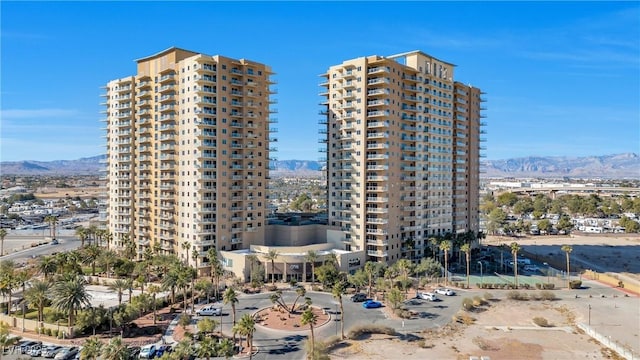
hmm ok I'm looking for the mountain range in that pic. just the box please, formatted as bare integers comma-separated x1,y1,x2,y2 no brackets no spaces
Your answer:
1,153,638,178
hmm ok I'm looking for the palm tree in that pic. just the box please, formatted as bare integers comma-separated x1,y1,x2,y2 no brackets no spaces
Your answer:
50,274,91,333
510,242,521,288
147,284,161,325
300,307,318,357
562,244,573,289
223,288,239,325
217,338,235,360
236,314,256,360
264,249,279,285
181,241,191,265
0,320,21,356
81,336,103,360
162,269,179,305
196,336,217,360
460,243,471,288
305,250,318,284
108,279,129,306
44,215,58,239
81,245,102,276
332,282,345,339
98,250,117,278
290,287,306,313
37,256,58,280
246,254,259,284
395,259,413,296
364,261,379,298
75,226,88,248
87,225,99,247
439,240,452,286
104,231,113,250
175,266,191,312
172,339,193,360
195,279,213,304
207,248,223,301
0,228,7,257
24,280,49,322
103,336,130,360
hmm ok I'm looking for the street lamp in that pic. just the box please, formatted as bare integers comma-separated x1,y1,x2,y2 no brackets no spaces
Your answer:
477,261,484,287
588,304,591,326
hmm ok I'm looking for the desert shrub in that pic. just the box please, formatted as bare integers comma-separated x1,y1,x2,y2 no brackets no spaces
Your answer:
52,329,59,338
543,283,555,290
535,283,542,289
347,324,397,339
530,293,541,301
569,280,582,289
266,285,278,292
540,291,557,301
323,335,342,349
394,309,413,319
472,336,494,350
483,292,493,301
461,297,475,311
452,312,475,325
533,317,553,327
472,296,486,307
522,283,531,289
45,328,52,336
507,291,528,301
417,339,434,349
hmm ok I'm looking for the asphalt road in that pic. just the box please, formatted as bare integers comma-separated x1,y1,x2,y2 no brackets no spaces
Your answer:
0,236,81,264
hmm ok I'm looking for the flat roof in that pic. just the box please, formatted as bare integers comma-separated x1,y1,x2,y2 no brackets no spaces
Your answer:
134,46,199,63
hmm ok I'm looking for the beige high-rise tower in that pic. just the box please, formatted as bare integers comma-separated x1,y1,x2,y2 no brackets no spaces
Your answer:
320,50,484,265
103,47,275,271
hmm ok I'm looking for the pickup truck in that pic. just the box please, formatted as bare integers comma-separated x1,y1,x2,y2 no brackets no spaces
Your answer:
196,305,222,316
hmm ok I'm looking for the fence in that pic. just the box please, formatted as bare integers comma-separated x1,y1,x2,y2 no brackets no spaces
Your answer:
577,323,636,360
0,313,77,338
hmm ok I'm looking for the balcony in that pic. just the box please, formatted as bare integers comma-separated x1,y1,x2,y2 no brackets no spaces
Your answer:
366,197,388,203
367,250,388,257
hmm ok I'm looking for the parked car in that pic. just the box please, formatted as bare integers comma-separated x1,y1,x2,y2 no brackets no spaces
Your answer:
350,293,367,302
139,345,157,359
434,288,455,296
155,345,172,358
129,346,141,359
362,300,382,309
20,341,42,354
54,347,78,360
51,239,59,245
524,265,540,272
196,305,222,316
28,344,44,357
43,345,63,358
417,292,438,301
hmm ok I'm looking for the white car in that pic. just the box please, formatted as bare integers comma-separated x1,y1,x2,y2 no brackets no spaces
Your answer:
434,288,455,296
417,292,438,301
196,305,222,316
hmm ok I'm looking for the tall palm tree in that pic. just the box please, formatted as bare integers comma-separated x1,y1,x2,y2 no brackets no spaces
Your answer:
181,241,191,265
300,307,318,357
460,243,471,288
290,287,306,313
147,284,161,325
81,245,102,276
264,250,279,285
81,336,103,360
87,225,99,247
0,228,7,257
305,250,318,285
0,262,17,315
217,338,235,360
223,288,239,325
98,250,117,278
44,215,58,239
50,274,91,332
24,280,49,322
175,266,191,312
108,279,129,306
207,248,223,301
75,226,88,248
332,282,345,339
562,244,573,289
236,314,256,360
439,240,452,286
104,231,113,250
103,336,130,360
364,261,379,298
191,250,199,312
395,259,413,296
510,242,521,288
246,254,258,284
37,256,58,280
162,269,179,305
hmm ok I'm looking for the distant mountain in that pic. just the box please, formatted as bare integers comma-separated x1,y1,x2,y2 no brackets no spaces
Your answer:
0,155,105,175
482,153,640,179
3,153,637,179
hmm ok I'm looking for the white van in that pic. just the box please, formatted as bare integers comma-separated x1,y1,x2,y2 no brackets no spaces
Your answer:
417,292,438,301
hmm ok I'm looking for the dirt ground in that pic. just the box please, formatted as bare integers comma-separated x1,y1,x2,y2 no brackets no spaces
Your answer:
255,305,330,332
329,297,612,360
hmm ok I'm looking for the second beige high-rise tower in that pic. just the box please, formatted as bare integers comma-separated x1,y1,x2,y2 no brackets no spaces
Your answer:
320,50,484,265
103,47,276,271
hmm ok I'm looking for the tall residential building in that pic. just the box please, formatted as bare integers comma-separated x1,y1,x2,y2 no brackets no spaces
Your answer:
320,50,484,264
103,47,276,270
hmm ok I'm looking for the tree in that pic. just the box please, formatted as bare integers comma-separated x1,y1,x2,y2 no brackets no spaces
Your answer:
246,254,259,284
81,245,102,276
38,255,58,280
51,274,92,332
235,314,256,360
510,242,521,288
364,261,381,298
0,261,17,315
347,269,367,293
197,317,219,337
172,339,194,360
315,264,339,288
0,229,7,257
76,306,107,336
109,279,129,306
98,250,118,278
178,313,191,331
387,288,404,310
196,336,217,360
24,280,49,322
290,287,306,313
394,259,413,296
103,336,130,360
460,243,471,289
217,338,235,360
332,282,346,339
305,250,319,285
80,337,103,360
76,226,89,248
223,288,239,325
207,248,223,301
181,241,191,265
45,215,58,239
557,215,574,233
264,249,279,285
439,240,452,286
415,257,441,286
561,245,573,289
619,216,640,233
300,307,318,357
497,192,518,207
0,321,20,356
537,219,552,233
487,208,507,235
147,284,161,325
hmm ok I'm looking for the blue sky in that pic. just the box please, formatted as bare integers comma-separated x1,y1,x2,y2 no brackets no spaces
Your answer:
1,1,638,162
